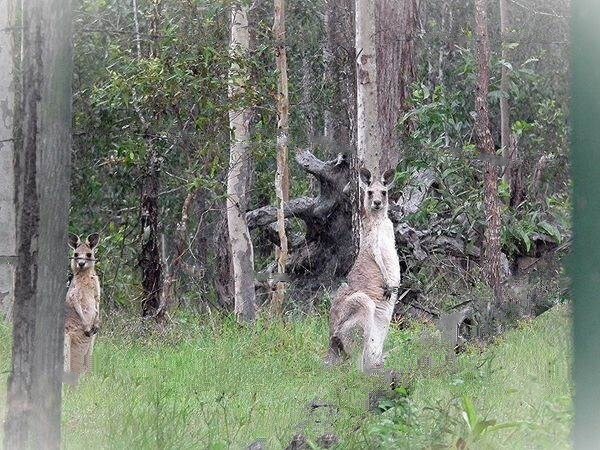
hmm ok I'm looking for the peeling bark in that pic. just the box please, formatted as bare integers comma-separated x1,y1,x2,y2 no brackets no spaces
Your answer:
355,0,381,175
273,0,290,315
227,4,256,323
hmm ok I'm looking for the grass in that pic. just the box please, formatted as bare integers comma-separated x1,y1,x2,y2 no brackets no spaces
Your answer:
0,305,572,449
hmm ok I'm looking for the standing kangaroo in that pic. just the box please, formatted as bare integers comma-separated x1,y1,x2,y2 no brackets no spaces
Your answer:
65,233,101,377
327,167,400,373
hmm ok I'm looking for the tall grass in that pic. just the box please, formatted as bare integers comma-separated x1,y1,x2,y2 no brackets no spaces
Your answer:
0,305,572,449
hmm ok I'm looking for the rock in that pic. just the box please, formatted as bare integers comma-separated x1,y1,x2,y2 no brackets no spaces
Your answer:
317,433,340,448
285,434,309,450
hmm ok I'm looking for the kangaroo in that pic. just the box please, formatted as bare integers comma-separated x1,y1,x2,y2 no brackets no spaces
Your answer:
327,167,400,373
64,233,101,378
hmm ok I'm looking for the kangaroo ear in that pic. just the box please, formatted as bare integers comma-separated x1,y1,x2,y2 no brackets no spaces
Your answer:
359,167,372,187
382,168,396,188
86,233,100,249
68,233,80,250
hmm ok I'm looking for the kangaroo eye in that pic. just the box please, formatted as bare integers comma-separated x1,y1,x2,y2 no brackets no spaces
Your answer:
382,191,387,196
86,253,92,258
368,191,373,197
74,253,79,258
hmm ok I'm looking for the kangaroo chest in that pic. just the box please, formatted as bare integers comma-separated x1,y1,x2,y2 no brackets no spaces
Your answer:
67,274,99,309
377,220,400,279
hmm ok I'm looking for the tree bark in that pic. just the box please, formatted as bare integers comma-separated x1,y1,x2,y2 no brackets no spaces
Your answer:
0,0,17,321
273,0,290,315
376,0,419,168
139,150,164,320
499,0,511,185
323,0,355,152
474,0,504,305
4,0,72,446
355,0,381,175
227,4,256,323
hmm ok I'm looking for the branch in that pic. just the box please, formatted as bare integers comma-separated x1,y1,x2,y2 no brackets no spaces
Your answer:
246,197,316,229
295,149,347,183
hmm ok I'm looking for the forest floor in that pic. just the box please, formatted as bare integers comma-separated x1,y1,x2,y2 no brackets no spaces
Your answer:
0,304,571,449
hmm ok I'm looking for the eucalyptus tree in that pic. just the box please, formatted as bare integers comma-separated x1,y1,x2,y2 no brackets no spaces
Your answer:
4,0,73,447
227,3,256,323
0,0,16,321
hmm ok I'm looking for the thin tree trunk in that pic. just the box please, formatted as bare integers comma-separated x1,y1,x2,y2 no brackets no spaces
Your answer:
137,4,165,323
474,0,503,305
227,4,256,323
4,0,72,446
354,0,381,258
500,0,511,185
273,0,290,315
139,150,164,320
355,0,381,176
0,0,17,321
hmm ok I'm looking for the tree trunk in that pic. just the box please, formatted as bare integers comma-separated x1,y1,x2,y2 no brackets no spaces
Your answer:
228,4,256,323
0,0,17,321
376,0,419,168
139,150,164,320
273,0,290,315
4,0,72,446
474,0,503,305
499,0,511,185
247,150,355,306
323,0,355,152
355,0,381,175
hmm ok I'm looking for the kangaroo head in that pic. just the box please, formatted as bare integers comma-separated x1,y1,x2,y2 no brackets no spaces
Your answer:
359,167,395,215
68,233,100,273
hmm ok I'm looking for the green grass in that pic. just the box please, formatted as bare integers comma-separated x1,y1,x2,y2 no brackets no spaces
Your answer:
0,305,572,449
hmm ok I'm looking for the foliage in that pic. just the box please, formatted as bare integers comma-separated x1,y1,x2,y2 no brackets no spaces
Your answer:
368,305,572,449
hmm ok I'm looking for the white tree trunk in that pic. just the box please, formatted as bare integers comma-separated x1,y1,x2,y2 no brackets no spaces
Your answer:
273,0,289,314
0,0,16,321
355,0,381,176
4,0,72,447
227,4,256,323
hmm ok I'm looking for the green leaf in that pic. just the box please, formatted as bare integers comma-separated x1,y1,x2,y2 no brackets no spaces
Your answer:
538,221,562,243
461,396,478,430
517,228,532,253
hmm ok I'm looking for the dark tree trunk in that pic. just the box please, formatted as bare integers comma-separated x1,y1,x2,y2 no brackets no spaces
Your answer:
139,150,164,320
247,151,354,305
474,0,504,305
323,0,356,152
5,0,72,447
376,0,419,169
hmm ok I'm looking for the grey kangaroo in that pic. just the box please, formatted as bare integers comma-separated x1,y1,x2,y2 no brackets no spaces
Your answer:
65,233,101,377
327,167,401,373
